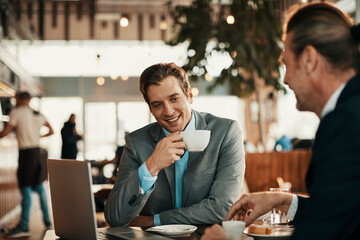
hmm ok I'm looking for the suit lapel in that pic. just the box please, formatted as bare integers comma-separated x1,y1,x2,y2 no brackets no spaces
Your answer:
150,123,165,146
164,164,176,207
182,110,208,205
150,124,176,207
182,151,203,204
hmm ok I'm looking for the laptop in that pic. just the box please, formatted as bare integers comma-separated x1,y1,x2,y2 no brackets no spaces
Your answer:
47,159,171,240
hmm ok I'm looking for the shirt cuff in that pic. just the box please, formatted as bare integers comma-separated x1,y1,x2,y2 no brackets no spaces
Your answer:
286,194,298,221
138,162,157,194
154,214,161,226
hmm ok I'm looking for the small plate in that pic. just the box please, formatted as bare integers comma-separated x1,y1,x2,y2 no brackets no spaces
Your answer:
146,224,197,237
244,227,294,240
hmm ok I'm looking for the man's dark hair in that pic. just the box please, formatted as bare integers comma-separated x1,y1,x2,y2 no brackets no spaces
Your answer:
139,63,191,105
285,2,360,72
16,91,32,101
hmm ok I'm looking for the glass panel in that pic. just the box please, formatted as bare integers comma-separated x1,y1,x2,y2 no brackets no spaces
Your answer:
39,97,83,159
85,102,116,160
191,96,245,131
117,102,150,146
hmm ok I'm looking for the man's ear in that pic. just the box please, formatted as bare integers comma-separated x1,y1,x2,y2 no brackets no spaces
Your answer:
187,88,193,104
301,45,318,74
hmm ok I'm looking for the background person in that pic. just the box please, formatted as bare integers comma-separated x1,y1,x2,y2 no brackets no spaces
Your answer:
0,91,54,238
90,131,129,185
97,131,130,182
105,63,245,227
202,2,360,240
61,113,82,159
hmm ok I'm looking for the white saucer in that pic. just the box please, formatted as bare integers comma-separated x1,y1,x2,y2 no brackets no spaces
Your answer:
244,227,294,240
146,224,197,237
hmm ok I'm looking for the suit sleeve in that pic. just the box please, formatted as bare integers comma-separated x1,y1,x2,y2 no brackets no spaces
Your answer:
292,107,360,239
104,134,154,226
159,121,245,224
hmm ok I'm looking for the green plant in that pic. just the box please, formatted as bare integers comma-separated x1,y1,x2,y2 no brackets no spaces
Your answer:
168,0,285,147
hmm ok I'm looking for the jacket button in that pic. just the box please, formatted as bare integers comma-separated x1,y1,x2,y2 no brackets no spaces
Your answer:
128,195,137,206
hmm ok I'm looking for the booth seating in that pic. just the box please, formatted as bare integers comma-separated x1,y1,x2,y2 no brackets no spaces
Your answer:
245,150,312,194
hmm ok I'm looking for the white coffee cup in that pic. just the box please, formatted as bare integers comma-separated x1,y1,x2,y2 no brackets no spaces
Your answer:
179,130,211,152
222,220,246,240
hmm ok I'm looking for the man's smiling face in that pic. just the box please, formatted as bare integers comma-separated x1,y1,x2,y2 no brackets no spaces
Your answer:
147,76,193,133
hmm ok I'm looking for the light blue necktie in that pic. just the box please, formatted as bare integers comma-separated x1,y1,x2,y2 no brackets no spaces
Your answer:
175,150,188,209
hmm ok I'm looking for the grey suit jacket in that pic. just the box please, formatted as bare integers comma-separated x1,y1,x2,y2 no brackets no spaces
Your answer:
104,110,245,226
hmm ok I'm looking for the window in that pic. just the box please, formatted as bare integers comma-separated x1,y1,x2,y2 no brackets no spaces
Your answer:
39,97,83,159
85,102,116,160
117,102,150,145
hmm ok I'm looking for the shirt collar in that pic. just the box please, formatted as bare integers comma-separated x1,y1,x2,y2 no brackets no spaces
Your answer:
321,83,346,118
163,111,195,136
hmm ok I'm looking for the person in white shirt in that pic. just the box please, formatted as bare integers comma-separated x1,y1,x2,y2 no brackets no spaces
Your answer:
201,2,360,240
0,91,54,238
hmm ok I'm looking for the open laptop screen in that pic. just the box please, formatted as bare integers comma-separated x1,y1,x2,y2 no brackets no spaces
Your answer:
48,159,99,240
47,159,171,240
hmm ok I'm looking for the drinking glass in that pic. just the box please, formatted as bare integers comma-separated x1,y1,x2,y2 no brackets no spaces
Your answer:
266,188,290,226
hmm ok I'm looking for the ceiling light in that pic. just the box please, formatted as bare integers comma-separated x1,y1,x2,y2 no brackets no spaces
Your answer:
96,76,105,86
227,15,235,24
110,75,118,80
121,74,129,81
120,15,129,27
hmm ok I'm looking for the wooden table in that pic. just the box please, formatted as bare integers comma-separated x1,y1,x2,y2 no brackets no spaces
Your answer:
43,225,254,239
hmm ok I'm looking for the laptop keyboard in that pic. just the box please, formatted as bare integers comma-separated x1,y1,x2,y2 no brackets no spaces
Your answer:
97,231,126,240
97,227,171,240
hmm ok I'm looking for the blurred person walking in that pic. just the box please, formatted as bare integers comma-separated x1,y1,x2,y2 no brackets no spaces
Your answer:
0,91,54,238
61,113,82,159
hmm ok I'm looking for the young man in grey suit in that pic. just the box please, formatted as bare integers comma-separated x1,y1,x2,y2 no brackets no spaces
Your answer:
105,63,245,227
202,2,360,240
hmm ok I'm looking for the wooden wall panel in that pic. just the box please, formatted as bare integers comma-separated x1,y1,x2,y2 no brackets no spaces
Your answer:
245,150,312,194
0,136,21,220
